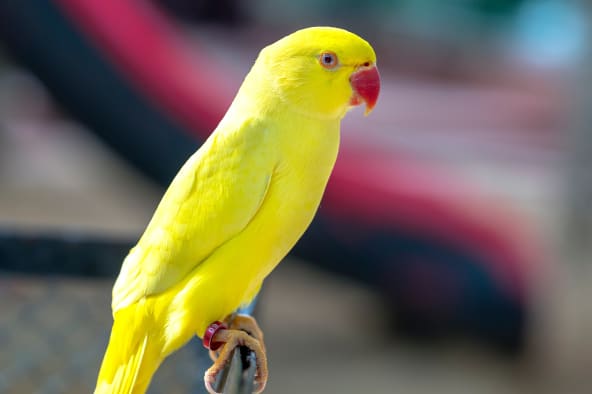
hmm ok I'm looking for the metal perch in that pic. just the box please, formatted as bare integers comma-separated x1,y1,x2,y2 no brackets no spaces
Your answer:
211,300,259,394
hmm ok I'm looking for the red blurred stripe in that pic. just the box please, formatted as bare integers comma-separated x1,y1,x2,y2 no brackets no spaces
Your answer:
325,149,539,301
56,0,233,136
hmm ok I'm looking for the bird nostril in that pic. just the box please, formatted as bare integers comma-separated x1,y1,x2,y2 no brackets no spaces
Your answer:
363,61,370,67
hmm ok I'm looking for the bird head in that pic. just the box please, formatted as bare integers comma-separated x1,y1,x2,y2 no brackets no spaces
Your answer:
256,26,380,120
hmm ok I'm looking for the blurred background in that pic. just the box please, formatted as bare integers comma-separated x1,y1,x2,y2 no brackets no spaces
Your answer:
0,0,590,393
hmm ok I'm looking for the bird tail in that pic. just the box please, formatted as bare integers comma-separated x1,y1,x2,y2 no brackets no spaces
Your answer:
94,305,163,394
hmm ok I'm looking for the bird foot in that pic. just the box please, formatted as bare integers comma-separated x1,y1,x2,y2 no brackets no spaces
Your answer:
203,315,268,393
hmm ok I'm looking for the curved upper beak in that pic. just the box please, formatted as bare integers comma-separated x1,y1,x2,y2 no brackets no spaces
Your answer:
349,64,380,115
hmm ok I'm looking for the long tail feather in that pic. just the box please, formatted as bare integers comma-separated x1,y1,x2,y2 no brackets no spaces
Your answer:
94,305,162,394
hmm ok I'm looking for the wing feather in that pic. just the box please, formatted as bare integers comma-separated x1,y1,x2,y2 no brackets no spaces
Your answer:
112,120,273,312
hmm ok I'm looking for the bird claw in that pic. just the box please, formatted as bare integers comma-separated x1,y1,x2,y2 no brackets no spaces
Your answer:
208,315,266,362
203,315,268,393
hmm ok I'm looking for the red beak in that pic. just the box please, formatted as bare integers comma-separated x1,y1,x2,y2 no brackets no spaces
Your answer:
349,64,380,115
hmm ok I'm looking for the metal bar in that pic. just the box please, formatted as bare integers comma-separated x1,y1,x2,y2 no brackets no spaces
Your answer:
211,300,259,394
0,229,131,277
213,347,257,394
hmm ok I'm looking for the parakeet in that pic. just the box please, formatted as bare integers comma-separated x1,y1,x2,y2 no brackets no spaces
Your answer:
95,26,379,394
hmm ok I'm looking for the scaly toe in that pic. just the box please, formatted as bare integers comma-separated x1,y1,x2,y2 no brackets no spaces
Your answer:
203,320,268,393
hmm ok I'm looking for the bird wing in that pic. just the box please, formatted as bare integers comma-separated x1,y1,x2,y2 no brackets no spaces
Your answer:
112,121,273,312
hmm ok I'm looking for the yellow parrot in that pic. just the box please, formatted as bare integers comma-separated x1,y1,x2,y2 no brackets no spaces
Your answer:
95,26,380,394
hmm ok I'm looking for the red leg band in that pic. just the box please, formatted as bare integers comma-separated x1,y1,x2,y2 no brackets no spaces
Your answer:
203,321,228,351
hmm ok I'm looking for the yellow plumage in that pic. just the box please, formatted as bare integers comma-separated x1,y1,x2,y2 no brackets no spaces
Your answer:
95,26,378,393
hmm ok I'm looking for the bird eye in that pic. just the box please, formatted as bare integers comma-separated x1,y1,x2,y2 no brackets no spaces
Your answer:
319,51,338,69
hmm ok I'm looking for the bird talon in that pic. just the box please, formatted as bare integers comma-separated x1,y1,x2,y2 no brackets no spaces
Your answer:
204,370,221,394
203,317,268,393
227,314,265,344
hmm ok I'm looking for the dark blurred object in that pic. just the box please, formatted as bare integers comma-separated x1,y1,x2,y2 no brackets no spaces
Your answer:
0,230,130,277
301,218,526,353
156,0,246,25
